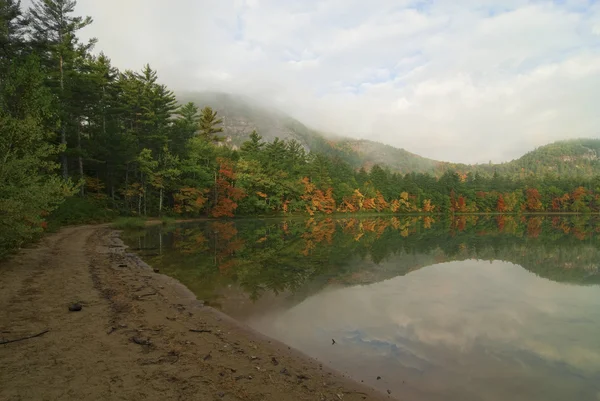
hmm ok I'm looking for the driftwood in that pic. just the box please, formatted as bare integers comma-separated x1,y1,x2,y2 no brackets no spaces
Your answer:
0,329,49,345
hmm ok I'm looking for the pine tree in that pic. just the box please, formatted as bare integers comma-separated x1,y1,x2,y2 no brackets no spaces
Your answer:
198,106,224,142
28,0,95,179
0,0,29,60
172,102,199,155
240,130,265,156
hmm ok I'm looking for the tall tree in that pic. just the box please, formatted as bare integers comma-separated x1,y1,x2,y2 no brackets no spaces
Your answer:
0,0,28,60
28,0,95,179
171,102,199,155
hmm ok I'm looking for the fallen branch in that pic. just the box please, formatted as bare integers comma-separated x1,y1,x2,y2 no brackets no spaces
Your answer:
0,330,49,345
189,329,212,333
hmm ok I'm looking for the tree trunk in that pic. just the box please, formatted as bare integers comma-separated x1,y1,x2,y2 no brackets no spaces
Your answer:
77,120,84,196
159,227,162,255
159,187,163,216
102,86,106,135
60,54,68,179
214,170,218,205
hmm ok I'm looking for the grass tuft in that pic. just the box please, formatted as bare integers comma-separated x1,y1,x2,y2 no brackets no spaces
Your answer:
112,217,146,230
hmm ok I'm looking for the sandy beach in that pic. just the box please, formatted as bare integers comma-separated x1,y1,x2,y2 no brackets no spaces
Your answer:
0,225,389,401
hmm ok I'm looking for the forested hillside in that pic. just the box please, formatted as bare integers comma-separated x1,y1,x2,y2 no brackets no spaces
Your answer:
179,92,600,178
2,0,600,258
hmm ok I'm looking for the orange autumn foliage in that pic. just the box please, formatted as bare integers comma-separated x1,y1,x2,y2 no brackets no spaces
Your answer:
212,158,246,218
301,177,336,215
174,187,208,214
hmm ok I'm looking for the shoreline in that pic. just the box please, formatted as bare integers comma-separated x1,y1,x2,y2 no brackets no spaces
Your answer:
0,225,389,401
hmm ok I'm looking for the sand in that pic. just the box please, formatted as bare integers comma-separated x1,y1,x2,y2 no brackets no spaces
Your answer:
0,225,390,401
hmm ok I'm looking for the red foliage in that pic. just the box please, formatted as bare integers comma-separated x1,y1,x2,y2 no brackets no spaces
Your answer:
457,196,467,212
496,215,505,232
496,194,506,213
212,158,246,217
525,188,543,212
527,217,542,238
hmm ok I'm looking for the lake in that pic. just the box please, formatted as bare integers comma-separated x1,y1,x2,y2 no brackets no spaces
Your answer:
123,215,600,401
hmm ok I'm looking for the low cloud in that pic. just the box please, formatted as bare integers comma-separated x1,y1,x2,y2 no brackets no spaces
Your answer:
40,0,600,163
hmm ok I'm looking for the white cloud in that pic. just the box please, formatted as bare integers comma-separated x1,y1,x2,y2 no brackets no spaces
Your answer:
27,0,600,163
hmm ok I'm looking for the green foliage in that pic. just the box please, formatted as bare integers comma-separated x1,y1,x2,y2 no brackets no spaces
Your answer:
0,47,75,257
112,217,146,230
47,196,117,230
160,216,176,225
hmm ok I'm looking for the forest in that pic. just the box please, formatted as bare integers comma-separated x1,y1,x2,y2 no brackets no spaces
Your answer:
2,0,600,258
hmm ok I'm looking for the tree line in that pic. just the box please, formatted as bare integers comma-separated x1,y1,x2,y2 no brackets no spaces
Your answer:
2,0,600,258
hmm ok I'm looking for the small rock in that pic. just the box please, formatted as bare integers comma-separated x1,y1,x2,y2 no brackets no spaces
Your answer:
297,374,309,381
377,376,381,380
68,303,82,312
131,336,151,346
250,355,258,361
387,390,391,395
203,352,212,361
332,338,336,345
153,268,160,273
280,368,290,376
271,357,279,366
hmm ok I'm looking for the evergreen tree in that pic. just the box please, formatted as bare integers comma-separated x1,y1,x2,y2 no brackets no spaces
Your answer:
0,0,28,60
28,0,95,179
198,106,224,142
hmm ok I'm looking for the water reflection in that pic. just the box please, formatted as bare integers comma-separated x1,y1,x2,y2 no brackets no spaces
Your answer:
249,261,600,401
124,215,600,400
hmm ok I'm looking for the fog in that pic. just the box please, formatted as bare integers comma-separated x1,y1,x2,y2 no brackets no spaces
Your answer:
25,0,600,163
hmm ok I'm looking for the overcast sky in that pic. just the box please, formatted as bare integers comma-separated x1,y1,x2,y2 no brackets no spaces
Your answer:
29,0,600,163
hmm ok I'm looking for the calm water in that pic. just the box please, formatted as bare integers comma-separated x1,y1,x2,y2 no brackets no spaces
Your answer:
124,215,600,401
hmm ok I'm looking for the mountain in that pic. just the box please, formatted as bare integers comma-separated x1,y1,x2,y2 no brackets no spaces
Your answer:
179,91,600,178
485,139,600,178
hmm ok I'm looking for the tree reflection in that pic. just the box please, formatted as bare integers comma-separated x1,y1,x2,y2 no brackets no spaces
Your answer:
127,215,600,303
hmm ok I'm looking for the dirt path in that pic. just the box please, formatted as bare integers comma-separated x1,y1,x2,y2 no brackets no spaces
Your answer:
0,226,388,401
